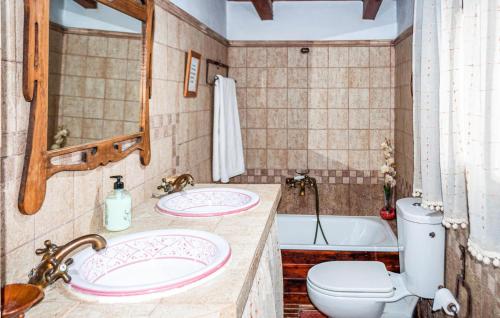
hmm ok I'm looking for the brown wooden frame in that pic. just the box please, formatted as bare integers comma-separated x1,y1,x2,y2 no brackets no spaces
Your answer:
183,50,202,98
19,0,154,215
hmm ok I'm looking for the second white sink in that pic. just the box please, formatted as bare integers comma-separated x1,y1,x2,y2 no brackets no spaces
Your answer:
156,187,260,217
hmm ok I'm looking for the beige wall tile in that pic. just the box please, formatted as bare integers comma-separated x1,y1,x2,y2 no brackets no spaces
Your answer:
247,129,267,148
328,47,349,67
328,88,348,108
247,149,267,168
87,36,108,57
104,100,125,120
288,89,307,108
348,109,370,129
308,68,329,88
370,68,392,88
348,129,370,149
229,67,247,87
328,150,348,169
348,150,370,170
288,109,308,129
266,47,287,67
267,88,287,108
267,109,287,128
328,130,349,149
247,108,267,128
247,48,267,67
370,47,391,67
228,47,247,67
106,58,128,79
308,109,328,129
308,130,327,150
246,88,267,108
308,150,328,169
288,68,308,88
370,129,391,149
328,109,348,129
247,68,267,87
107,38,128,59
288,47,307,67
370,88,391,108
328,68,349,88
370,109,391,129
348,47,369,67
267,129,287,149
309,47,328,67
66,34,88,55
82,118,103,139
85,56,106,77
102,120,124,138
349,88,369,108
288,129,308,149
348,68,370,88
267,68,288,88
288,150,307,169
267,149,287,169
309,89,328,109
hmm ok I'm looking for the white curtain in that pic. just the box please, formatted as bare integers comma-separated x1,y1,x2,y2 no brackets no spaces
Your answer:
413,0,500,267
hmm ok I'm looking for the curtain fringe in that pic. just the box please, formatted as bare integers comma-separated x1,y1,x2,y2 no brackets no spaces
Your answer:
467,240,500,267
442,217,468,230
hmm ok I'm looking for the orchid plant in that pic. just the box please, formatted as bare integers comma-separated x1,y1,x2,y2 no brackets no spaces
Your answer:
380,138,396,210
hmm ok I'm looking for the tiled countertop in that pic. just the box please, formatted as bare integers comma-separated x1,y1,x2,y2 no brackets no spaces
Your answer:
27,184,281,318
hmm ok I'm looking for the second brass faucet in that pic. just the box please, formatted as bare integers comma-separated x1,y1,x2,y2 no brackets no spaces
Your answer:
155,174,195,197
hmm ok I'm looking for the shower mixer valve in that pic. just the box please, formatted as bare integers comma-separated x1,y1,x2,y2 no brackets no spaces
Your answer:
286,170,316,196
285,169,329,245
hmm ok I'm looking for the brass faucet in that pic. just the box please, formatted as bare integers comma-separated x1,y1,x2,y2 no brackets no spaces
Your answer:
154,174,195,197
285,170,315,196
28,234,107,289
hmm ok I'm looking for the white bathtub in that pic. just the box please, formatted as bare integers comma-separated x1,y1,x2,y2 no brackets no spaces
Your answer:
277,214,398,252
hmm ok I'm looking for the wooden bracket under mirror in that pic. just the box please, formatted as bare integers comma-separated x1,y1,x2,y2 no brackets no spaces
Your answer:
19,0,154,214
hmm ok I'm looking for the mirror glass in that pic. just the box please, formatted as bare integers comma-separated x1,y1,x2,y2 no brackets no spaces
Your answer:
48,0,143,150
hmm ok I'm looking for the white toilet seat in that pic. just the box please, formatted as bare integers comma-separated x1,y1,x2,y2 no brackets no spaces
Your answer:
306,262,413,318
307,261,394,297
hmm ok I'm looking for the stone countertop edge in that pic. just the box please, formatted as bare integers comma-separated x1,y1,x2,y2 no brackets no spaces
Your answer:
25,183,282,318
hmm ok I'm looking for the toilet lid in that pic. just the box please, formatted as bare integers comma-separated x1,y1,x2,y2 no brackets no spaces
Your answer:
307,261,394,295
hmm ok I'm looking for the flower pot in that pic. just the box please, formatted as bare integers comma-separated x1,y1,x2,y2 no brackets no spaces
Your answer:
380,186,396,220
380,207,396,220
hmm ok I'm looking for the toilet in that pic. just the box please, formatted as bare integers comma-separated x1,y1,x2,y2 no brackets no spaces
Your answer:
307,198,445,318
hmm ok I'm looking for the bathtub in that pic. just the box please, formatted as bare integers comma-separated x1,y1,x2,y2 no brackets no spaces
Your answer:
277,214,400,316
277,214,398,252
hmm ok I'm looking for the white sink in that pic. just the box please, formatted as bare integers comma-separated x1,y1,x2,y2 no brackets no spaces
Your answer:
156,187,260,217
67,229,231,302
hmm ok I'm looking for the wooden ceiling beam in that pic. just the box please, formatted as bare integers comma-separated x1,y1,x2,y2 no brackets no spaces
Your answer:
362,0,383,20
74,0,98,9
250,0,274,20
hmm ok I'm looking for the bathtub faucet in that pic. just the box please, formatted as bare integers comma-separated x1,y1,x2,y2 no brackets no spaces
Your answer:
286,170,315,196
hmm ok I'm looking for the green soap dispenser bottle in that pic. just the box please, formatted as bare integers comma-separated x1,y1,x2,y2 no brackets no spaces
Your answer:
105,175,132,232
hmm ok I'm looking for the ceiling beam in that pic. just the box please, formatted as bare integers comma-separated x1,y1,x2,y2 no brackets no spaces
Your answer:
251,0,274,20
74,0,97,9
362,0,383,20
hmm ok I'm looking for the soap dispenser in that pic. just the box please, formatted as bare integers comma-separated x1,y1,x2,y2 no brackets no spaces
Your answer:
104,175,132,232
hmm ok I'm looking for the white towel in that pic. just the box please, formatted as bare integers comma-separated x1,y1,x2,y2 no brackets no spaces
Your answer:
213,75,245,183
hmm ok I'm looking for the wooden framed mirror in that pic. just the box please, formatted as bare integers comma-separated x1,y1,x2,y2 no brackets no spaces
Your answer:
20,0,154,214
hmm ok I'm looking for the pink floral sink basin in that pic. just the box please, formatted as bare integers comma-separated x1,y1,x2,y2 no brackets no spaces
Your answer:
67,229,231,302
156,187,260,217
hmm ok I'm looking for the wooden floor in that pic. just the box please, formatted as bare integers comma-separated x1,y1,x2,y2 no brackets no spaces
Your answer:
282,249,400,318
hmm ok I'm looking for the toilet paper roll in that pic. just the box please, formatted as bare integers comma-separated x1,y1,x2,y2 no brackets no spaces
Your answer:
432,288,460,316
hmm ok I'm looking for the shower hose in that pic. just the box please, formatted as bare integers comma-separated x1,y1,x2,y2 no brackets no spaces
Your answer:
311,177,329,245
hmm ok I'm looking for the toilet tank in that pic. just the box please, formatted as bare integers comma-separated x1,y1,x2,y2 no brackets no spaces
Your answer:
396,198,445,299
